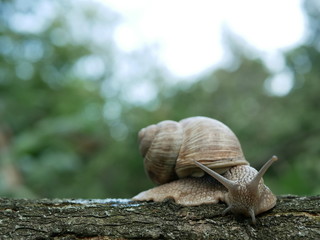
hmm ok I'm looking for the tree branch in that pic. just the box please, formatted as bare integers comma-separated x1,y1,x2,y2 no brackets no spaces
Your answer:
0,195,319,239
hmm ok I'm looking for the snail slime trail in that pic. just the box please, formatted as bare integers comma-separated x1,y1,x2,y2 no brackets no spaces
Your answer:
133,116,278,224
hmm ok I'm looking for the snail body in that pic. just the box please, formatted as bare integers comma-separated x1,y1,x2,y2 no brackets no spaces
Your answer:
133,116,278,223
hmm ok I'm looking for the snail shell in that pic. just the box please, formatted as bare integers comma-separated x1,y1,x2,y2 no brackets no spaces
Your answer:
134,116,278,224
139,116,248,184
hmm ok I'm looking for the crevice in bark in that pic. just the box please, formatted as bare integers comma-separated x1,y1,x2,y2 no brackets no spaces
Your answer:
0,195,319,239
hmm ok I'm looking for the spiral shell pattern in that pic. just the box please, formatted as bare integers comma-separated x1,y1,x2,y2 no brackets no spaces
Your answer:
138,116,248,184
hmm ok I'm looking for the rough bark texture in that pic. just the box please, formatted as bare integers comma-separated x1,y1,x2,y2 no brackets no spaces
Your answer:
0,195,319,240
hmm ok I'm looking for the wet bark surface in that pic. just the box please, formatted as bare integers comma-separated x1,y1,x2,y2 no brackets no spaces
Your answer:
0,195,319,239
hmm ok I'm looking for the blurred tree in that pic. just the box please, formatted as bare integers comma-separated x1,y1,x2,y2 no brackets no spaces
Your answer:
275,0,320,195
0,0,153,198
0,0,319,200
0,0,118,198
129,0,320,196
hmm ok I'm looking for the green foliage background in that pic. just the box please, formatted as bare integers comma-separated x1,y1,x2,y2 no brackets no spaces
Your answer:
0,0,319,199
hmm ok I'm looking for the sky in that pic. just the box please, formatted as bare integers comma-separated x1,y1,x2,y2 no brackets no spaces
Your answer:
101,0,306,81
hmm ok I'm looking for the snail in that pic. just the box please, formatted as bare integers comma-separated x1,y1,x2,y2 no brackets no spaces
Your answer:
133,116,278,224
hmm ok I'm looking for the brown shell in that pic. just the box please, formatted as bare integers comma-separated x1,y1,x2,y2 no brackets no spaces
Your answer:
138,116,248,185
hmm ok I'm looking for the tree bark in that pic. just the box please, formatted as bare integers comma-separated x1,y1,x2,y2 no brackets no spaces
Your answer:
0,195,319,240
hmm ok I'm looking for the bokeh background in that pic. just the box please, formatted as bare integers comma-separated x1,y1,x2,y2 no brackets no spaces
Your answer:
0,0,319,199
